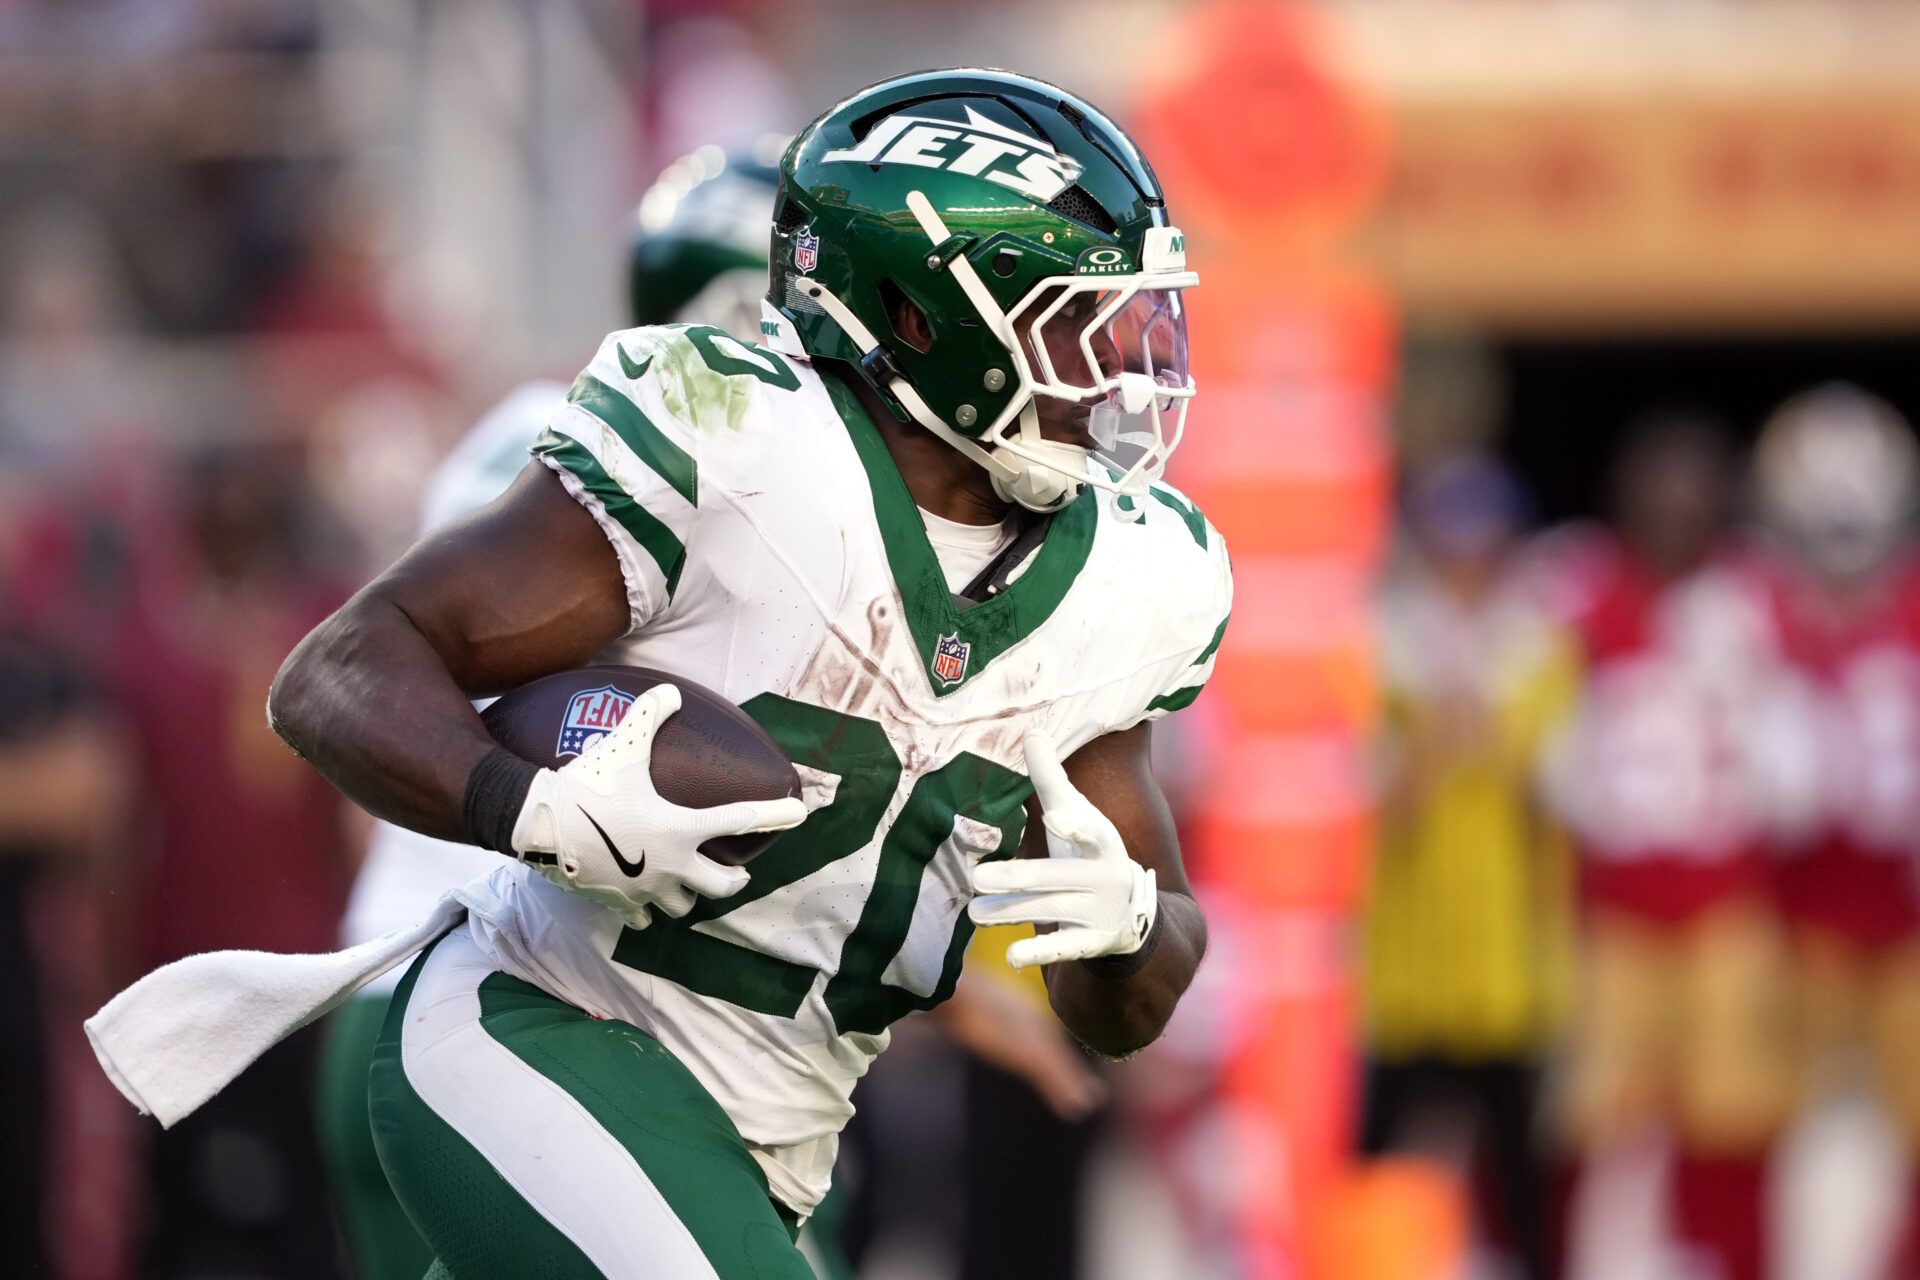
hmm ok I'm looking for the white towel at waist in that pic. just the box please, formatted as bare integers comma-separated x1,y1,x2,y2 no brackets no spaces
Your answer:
86,882,489,1128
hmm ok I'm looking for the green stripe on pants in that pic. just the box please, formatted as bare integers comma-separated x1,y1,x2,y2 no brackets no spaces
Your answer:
369,933,814,1278
472,971,812,1276
369,944,602,1278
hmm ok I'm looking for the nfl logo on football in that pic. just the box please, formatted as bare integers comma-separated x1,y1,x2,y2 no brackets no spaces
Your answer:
932,632,971,687
556,685,635,757
793,229,820,273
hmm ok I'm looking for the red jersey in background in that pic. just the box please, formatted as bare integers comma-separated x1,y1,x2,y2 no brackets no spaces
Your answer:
1537,529,1817,923
1762,550,1920,948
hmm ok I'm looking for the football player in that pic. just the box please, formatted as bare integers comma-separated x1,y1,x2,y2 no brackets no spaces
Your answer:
1543,419,1808,1280
1753,385,1920,1280
270,70,1227,1278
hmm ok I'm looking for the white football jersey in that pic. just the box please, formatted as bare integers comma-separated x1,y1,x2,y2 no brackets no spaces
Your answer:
458,324,1232,1213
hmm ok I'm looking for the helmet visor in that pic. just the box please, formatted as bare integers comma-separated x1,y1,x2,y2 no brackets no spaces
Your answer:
1015,279,1192,406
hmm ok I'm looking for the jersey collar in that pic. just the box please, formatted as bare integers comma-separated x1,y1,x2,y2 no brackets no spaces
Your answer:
824,375,1095,698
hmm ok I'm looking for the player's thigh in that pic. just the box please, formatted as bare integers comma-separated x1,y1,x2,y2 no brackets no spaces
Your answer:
370,928,811,1280
1866,937,1920,1144
317,991,436,1280
1561,909,1673,1151
1788,925,1868,1097
1674,900,1796,1152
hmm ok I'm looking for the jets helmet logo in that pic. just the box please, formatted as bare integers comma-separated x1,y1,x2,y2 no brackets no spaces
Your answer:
932,632,972,687
556,684,635,757
822,106,1085,203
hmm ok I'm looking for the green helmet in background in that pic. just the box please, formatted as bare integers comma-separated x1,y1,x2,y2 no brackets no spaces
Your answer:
630,138,784,339
763,69,1198,514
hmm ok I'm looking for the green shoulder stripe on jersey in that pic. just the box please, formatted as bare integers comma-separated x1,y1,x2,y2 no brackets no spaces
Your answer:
533,428,686,598
1146,683,1204,715
1145,613,1228,716
567,374,698,507
1152,486,1208,550
1195,612,1229,666
823,376,1095,697
1103,468,1208,550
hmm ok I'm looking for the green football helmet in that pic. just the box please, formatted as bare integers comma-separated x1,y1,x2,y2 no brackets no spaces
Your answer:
630,138,784,339
762,69,1198,514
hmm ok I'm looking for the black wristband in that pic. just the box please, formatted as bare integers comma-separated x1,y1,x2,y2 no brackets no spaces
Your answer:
1080,906,1166,982
462,747,541,855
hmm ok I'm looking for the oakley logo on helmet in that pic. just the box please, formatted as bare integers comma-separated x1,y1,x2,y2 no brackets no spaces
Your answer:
822,106,1085,203
1075,246,1133,276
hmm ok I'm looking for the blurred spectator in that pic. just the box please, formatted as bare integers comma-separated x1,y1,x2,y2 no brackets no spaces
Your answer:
0,606,131,1278
1363,453,1577,1280
250,174,444,448
1753,385,1920,1280
955,940,1108,1280
0,213,152,470
1545,418,1810,1280
111,442,353,1279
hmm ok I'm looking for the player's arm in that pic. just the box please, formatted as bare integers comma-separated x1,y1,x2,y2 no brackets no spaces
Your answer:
268,461,627,841
268,461,804,923
970,724,1207,1059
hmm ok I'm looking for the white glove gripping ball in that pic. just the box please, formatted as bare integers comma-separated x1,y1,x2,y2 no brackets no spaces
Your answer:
511,683,807,927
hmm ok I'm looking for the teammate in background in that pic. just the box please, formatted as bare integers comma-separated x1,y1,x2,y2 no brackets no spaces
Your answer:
1542,418,1810,1280
1363,454,1577,1280
275,69,1220,1278
1753,386,1920,1280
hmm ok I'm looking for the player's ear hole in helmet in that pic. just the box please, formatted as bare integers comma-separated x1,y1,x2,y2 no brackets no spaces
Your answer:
878,280,934,356
761,68,1199,519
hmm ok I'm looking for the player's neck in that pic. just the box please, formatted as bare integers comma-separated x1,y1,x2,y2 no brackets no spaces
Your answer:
842,376,1011,527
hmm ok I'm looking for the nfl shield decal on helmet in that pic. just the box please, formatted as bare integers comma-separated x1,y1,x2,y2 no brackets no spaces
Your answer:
793,229,820,272
556,685,635,757
932,633,971,687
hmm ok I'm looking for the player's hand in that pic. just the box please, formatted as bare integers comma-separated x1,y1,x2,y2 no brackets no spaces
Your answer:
967,729,1158,969
510,684,807,927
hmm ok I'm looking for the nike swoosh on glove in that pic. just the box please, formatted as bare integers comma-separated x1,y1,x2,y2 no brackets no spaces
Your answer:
967,729,1158,969
510,683,807,927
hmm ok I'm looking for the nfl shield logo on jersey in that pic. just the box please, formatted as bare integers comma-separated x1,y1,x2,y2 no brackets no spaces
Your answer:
793,229,820,273
556,685,635,757
932,633,971,687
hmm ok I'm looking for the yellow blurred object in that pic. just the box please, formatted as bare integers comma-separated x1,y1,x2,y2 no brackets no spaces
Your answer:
965,924,1050,1008
1364,605,1580,1062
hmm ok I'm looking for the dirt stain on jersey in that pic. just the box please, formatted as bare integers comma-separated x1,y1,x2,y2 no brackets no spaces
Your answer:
793,590,1055,774
635,328,758,434
794,595,902,762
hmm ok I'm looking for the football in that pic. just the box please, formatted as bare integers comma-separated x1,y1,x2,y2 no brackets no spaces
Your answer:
480,664,802,866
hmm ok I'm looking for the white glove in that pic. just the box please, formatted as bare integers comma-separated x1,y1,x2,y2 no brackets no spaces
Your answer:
967,729,1159,969
511,683,807,927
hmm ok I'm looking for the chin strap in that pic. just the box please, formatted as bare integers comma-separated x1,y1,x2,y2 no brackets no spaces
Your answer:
778,267,1084,514
986,408,1082,512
